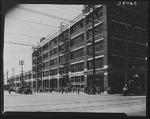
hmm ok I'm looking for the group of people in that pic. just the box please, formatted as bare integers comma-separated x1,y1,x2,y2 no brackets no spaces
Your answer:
123,84,143,96
84,86,101,95
33,86,81,94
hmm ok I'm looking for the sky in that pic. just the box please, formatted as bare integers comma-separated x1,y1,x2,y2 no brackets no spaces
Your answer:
4,4,84,83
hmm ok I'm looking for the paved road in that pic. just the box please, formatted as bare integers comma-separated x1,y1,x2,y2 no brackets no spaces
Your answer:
4,91,146,116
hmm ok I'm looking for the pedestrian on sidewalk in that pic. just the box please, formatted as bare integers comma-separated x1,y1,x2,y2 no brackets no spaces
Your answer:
77,87,80,94
8,87,11,94
62,87,64,94
107,86,111,94
123,85,128,96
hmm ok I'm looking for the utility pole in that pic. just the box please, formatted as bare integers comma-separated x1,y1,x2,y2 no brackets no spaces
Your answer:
92,5,96,95
82,5,96,95
6,71,8,86
12,68,15,87
19,60,24,87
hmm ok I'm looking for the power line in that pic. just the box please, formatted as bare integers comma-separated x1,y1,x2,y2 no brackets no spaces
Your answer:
16,6,71,22
39,5,75,17
4,41,36,47
5,16,58,28
5,32,41,39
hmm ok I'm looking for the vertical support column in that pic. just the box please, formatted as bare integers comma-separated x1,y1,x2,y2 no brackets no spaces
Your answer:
83,15,88,88
49,79,51,88
103,5,108,92
36,80,38,90
68,23,71,88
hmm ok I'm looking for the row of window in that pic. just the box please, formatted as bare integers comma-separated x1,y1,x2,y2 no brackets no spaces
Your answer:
33,57,104,73
71,76,84,82
87,58,103,70
33,23,104,58
71,62,84,73
59,66,69,74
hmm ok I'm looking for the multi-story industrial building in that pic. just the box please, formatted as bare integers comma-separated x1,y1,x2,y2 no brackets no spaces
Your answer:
8,3,148,94
8,71,32,88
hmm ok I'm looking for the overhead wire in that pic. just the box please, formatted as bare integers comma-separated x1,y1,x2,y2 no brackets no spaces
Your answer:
5,32,42,39
5,16,58,28
39,5,75,17
4,41,36,47
15,6,71,22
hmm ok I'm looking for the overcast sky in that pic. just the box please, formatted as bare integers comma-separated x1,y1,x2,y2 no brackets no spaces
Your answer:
4,4,84,82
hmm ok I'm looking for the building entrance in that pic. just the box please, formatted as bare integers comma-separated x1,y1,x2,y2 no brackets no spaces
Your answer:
50,79,57,90
87,74,104,92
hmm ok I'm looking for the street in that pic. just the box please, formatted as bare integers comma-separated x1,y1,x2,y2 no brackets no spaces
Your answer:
4,91,146,116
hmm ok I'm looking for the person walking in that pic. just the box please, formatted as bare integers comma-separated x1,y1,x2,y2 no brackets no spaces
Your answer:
62,87,64,94
77,87,80,94
123,85,128,96
8,87,11,94
107,86,111,94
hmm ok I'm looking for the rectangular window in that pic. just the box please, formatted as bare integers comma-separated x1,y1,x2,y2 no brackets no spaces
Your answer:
50,69,57,76
50,58,57,66
59,30,69,42
87,57,103,70
59,66,69,74
50,48,57,56
71,62,84,73
71,48,84,59
43,43,48,52
71,77,74,82
50,37,57,47
71,34,84,47
43,71,49,77
59,54,69,65
71,20,84,34
43,52,49,61
43,61,49,69
59,41,69,53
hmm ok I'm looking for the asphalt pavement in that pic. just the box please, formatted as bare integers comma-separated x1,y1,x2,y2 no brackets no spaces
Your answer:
4,91,146,116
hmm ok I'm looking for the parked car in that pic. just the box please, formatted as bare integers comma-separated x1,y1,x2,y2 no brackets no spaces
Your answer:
15,87,32,94
22,88,32,94
15,87,21,93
